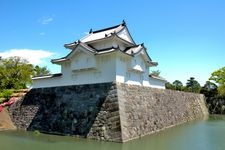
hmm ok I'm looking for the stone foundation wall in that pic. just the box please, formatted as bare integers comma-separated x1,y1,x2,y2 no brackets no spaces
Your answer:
9,82,122,142
117,83,208,142
9,82,208,142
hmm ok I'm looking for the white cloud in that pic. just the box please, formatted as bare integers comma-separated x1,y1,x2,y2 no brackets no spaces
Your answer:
0,49,54,65
38,16,54,25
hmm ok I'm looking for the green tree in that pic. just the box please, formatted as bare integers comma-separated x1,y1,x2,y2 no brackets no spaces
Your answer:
0,56,33,89
165,82,175,90
209,67,225,95
200,81,218,97
186,77,201,93
33,65,50,77
172,80,183,91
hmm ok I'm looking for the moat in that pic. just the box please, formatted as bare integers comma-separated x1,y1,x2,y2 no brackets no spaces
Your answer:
0,115,225,150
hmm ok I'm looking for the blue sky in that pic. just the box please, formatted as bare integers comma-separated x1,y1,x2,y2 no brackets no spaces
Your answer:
0,0,224,85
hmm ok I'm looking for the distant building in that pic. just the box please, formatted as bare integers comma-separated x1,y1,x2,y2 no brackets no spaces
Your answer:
32,21,167,89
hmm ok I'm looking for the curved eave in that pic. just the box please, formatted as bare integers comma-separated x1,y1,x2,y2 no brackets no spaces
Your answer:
96,48,117,55
32,73,62,80
149,75,167,82
95,47,130,57
51,58,69,64
64,35,116,49
94,47,132,58
52,42,96,64
64,43,77,49
148,61,158,67
127,45,143,55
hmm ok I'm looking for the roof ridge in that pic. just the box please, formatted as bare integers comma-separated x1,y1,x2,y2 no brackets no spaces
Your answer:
90,21,125,34
92,24,121,34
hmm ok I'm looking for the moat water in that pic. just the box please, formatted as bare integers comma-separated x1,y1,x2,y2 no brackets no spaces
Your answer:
0,115,225,150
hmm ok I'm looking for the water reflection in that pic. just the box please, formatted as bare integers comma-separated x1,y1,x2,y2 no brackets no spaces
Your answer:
1,116,225,150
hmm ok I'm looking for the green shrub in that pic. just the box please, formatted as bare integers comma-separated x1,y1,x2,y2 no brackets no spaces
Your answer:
0,98,5,103
0,89,14,99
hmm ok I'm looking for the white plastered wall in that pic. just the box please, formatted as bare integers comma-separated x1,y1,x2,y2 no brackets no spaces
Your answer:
149,77,166,89
32,51,117,88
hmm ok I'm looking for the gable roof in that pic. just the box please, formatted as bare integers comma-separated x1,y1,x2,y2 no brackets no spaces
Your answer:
54,21,158,66
116,24,136,44
124,44,158,66
64,21,136,49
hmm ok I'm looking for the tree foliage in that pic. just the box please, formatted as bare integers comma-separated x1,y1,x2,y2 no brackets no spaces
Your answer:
165,82,175,90
33,65,50,77
210,67,225,85
186,77,201,93
166,77,201,93
209,67,225,95
0,56,51,90
0,56,33,89
200,81,218,97
172,80,183,91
